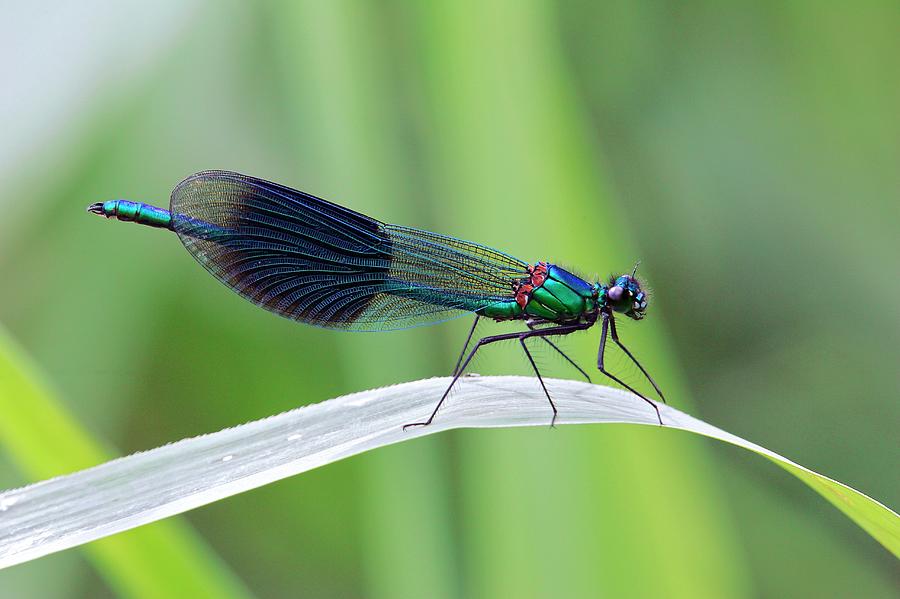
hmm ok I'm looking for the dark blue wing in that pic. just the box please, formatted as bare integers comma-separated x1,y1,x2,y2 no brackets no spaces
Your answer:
169,171,527,331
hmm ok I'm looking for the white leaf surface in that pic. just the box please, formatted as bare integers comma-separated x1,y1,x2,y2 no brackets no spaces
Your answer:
0,376,896,568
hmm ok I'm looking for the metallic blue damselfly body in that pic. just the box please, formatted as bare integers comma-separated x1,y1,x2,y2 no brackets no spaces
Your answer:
88,171,665,427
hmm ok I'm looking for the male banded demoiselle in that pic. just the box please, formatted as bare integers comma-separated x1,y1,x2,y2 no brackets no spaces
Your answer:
88,171,665,427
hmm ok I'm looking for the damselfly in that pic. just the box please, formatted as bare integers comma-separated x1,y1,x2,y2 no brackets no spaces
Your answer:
88,171,665,427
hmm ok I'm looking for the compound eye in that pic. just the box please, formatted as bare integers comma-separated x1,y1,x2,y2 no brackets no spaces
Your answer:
608,285,625,302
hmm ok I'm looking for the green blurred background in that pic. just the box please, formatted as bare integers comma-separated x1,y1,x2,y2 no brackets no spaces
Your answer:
1,1,897,597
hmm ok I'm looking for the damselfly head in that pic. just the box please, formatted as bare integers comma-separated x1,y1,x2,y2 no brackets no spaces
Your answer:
603,274,648,321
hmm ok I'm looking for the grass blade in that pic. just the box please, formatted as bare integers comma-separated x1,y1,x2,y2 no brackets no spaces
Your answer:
1,374,895,569
0,326,253,598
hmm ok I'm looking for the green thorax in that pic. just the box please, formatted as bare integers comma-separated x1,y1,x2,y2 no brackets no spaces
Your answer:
477,262,597,322
525,264,597,321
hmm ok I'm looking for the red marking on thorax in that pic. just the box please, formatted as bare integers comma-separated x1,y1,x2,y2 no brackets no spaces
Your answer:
529,262,548,287
515,284,533,309
514,262,549,309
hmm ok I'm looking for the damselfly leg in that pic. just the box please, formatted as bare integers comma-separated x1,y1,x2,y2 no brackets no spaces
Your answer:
597,312,663,425
452,318,590,383
404,322,591,430
452,316,481,376
527,322,592,383
607,314,666,404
